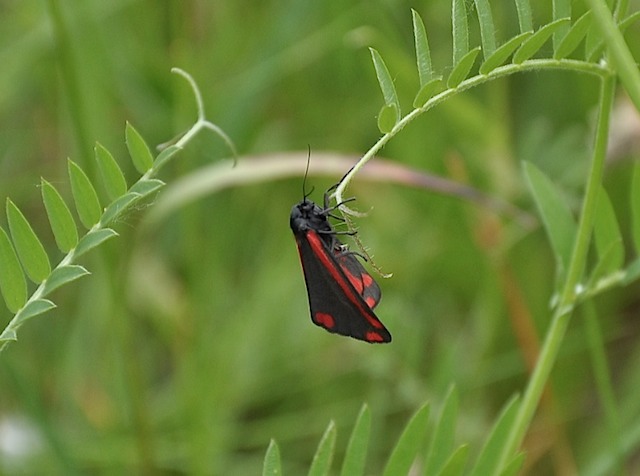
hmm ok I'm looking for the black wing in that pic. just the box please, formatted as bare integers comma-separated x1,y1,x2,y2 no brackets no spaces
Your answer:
295,230,391,343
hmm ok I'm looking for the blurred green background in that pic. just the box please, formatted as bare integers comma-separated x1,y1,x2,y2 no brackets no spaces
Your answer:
1,0,640,474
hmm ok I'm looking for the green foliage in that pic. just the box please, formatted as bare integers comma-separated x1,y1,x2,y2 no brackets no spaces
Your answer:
382,403,430,476
522,161,577,283
424,388,458,475
94,143,127,200
263,440,282,476
0,71,229,350
1,0,640,474
67,159,102,228
0,227,26,313
370,48,401,132
6,199,50,283
339,405,371,476
41,179,78,252
308,421,336,476
262,393,523,476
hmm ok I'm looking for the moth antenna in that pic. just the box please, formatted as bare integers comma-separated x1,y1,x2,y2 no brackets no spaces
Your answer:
302,145,313,200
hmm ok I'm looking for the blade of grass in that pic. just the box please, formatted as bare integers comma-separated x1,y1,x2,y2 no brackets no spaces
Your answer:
468,395,520,476
437,444,468,476
424,387,457,476
340,405,371,476
308,421,336,476
263,440,282,476
383,403,430,476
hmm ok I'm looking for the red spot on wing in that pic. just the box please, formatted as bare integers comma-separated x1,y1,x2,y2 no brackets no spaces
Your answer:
315,312,335,329
365,331,385,342
343,267,364,293
365,296,377,308
361,274,374,288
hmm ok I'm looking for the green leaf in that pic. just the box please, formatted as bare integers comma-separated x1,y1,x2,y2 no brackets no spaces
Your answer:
0,226,27,313
100,193,142,227
412,9,432,86
437,444,469,476
6,198,51,283
413,77,445,108
154,145,182,171
41,179,78,252
42,265,90,297
95,142,127,200
474,0,497,57
452,0,469,65
128,178,165,197
340,405,371,476
513,18,571,63
424,387,458,475
74,228,118,258
126,122,154,174
479,32,532,74
98,179,165,227
14,299,56,325
469,395,520,476
0,328,17,343
554,11,593,59
514,0,533,33
308,421,336,476
68,159,102,229
499,452,525,476
552,0,572,49
523,162,577,279
369,48,401,123
377,104,399,133
447,47,481,88
593,188,623,272
262,440,282,476
383,402,430,476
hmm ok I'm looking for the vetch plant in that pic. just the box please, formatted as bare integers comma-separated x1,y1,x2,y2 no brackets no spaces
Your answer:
0,68,234,352
1,0,640,474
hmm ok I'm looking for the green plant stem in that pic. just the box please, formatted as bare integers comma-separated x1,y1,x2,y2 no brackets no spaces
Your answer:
584,0,640,111
334,58,609,203
497,72,616,472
